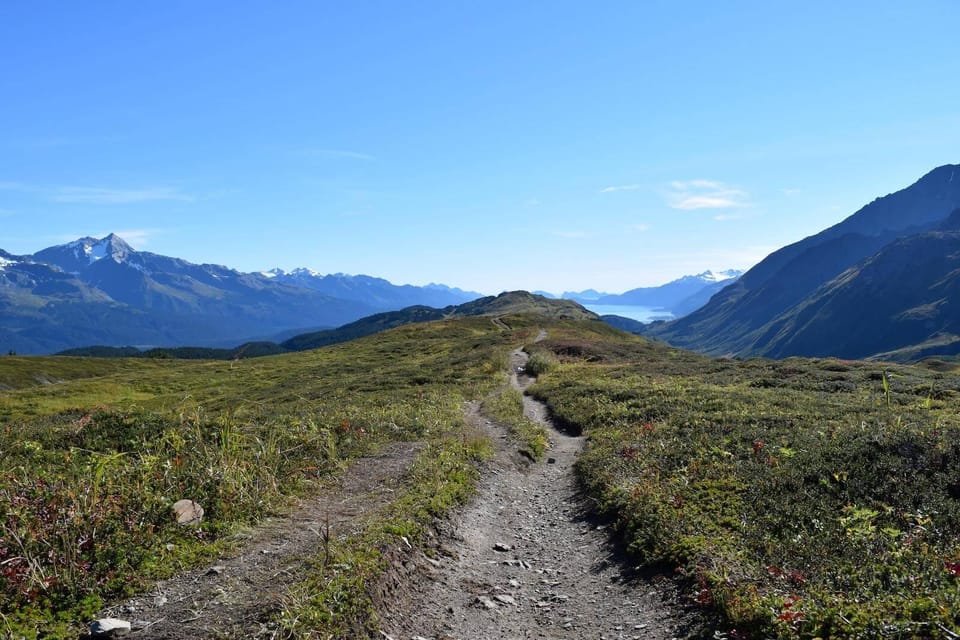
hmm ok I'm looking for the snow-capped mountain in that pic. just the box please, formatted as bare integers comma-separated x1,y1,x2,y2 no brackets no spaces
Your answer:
0,249,22,269
261,268,480,309
563,269,743,316
0,234,481,354
32,233,135,273
692,269,743,283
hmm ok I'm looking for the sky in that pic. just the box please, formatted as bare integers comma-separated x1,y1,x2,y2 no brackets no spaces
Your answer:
2,1,959,295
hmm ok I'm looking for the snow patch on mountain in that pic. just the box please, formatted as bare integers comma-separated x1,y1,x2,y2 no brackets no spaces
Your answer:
87,239,109,263
290,267,324,277
64,234,134,265
694,269,744,283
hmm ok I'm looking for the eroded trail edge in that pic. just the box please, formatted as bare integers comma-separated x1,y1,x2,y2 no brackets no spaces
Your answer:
381,345,694,640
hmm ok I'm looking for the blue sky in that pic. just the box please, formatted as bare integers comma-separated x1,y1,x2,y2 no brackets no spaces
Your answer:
2,1,958,294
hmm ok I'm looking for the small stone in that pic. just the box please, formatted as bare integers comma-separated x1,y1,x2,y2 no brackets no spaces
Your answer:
154,595,168,607
492,542,512,552
206,565,225,576
508,579,520,588
547,457,557,464
88,618,132,637
172,499,203,525
476,595,497,610
494,594,517,606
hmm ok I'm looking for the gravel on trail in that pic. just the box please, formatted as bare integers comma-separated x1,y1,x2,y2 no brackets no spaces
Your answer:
379,346,701,640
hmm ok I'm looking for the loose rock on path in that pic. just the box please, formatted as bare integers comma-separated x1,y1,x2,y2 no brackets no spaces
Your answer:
380,346,700,640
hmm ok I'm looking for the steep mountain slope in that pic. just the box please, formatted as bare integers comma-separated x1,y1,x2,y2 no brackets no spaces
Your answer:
751,212,960,360
647,164,960,356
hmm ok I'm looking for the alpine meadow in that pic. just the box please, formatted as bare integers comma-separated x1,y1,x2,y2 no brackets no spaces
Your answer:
4,3,960,639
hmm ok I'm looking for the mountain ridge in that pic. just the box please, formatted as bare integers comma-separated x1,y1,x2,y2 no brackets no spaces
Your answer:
0,235,483,354
646,163,960,360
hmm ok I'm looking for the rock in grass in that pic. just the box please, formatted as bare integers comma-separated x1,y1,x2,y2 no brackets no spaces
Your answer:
89,618,132,637
172,499,204,525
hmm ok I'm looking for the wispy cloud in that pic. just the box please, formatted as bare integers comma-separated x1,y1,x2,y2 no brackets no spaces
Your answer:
111,229,162,248
667,179,749,210
51,187,194,204
296,147,375,161
670,179,724,190
599,184,642,193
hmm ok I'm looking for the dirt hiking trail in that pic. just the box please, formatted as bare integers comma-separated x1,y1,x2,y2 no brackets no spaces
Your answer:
93,332,699,639
380,343,699,640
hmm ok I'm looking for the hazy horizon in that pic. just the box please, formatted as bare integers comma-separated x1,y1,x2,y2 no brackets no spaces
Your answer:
2,2,958,293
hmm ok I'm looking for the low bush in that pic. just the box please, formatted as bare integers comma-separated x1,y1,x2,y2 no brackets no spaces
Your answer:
529,334,960,638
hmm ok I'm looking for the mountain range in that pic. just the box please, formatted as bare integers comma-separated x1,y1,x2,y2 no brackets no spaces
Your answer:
0,235,482,354
15,160,960,364
645,163,960,361
2,233,749,355
562,270,743,316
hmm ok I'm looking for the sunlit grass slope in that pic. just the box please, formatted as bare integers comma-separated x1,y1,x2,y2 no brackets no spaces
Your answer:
0,315,558,639
528,331,960,638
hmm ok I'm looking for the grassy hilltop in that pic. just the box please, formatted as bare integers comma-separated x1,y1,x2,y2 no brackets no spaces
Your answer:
3,303,960,638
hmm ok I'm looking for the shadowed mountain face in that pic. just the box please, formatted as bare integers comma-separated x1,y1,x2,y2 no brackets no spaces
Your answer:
753,217,960,361
646,164,960,360
0,235,480,354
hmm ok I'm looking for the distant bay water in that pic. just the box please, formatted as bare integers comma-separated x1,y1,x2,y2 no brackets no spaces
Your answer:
582,304,675,323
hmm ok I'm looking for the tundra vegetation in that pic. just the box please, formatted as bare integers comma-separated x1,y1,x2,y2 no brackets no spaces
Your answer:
527,325,960,638
0,317,546,639
4,313,960,638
